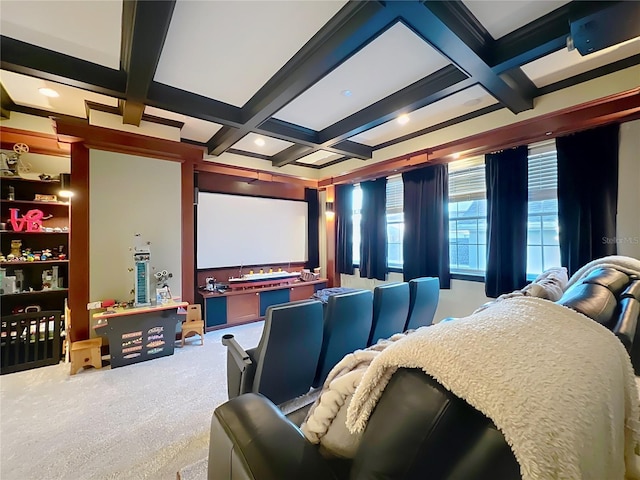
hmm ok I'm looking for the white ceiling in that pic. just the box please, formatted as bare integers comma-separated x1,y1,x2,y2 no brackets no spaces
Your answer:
1,0,638,174
231,133,293,156
274,22,451,131
144,106,223,143
350,84,497,146
521,36,640,88
154,0,347,107
0,70,119,118
0,0,122,69
462,0,570,39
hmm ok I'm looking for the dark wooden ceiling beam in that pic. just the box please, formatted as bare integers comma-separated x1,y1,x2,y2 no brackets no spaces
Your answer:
146,82,243,127
257,119,372,160
391,2,533,113
271,145,317,167
0,36,126,97
206,1,393,157
120,0,176,126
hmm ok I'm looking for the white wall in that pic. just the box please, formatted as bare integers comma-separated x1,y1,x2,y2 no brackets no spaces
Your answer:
617,119,640,260
89,150,182,306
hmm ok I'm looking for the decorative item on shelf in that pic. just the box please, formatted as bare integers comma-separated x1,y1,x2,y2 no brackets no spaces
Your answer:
154,269,173,305
7,185,15,201
10,240,22,258
0,143,28,177
34,194,57,202
131,233,151,307
8,208,44,232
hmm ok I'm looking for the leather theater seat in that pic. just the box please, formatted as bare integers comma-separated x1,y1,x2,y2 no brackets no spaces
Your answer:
313,289,373,388
222,299,324,405
368,282,410,346
556,267,640,356
209,265,640,480
405,277,440,331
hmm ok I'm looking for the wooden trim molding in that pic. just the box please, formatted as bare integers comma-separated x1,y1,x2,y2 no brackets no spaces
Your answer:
53,117,204,163
195,160,318,188
69,142,90,342
320,86,640,187
181,160,195,304
0,126,70,157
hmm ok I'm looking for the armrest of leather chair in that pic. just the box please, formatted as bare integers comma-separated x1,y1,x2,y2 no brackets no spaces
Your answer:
614,280,640,353
208,393,338,480
222,334,254,399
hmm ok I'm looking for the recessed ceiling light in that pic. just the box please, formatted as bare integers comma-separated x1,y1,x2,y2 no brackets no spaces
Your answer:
254,137,266,147
341,89,352,97
453,153,461,159
39,87,59,98
545,131,553,136
397,114,410,125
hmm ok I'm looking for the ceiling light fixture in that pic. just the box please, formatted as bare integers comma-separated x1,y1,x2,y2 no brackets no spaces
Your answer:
453,153,461,160
38,87,59,98
340,89,352,97
254,137,266,147
397,114,410,125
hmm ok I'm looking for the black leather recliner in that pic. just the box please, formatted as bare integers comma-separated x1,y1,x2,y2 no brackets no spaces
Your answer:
222,299,324,405
404,276,440,331
209,267,640,480
368,282,409,346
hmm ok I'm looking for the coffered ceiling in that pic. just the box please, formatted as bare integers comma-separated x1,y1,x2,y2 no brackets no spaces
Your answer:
1,1,639,170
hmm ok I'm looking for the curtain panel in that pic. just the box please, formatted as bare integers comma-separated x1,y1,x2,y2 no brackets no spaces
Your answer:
359,178,387,280
304,188,320,270
556,124,619,276
402,164,451,288
485,145,528,298
335,184,354,275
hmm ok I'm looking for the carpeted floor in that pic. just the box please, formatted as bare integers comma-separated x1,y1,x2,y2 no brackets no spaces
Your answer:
0,321,264,480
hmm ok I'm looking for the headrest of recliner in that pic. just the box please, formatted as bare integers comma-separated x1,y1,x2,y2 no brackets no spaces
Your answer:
581,267,630,294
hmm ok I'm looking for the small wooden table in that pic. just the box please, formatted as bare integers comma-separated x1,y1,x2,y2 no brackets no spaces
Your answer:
93,302,188,368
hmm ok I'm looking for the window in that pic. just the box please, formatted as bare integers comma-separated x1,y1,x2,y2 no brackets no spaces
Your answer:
352,175,404,269
448,157,487,275
527,141,560,276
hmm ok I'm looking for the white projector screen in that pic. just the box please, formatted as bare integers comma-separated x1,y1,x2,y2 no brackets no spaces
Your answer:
197,192,308,269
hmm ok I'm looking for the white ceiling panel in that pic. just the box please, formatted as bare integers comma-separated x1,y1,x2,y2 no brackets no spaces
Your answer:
232,133,293,156
274,22,451,131
0,70,119,118
155,0,347,108
350,85,498,147
463,0,570,39
0,0,122,69
296,150,343,165
521,37,640,88
144,106,223,143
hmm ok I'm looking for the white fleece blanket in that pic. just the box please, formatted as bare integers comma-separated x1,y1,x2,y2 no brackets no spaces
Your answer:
300,332,411,457
346,297,640,480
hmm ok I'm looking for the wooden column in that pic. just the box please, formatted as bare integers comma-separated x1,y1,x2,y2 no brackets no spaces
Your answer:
69,143,90,342
324,185,339,287
181,159,195,304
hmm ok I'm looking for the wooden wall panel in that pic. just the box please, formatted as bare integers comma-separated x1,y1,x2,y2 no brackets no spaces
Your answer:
68,143,90,342
181,160,195,304
197,171,306,200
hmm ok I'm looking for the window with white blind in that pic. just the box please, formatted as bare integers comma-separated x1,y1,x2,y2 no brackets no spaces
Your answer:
352,175,404,269
527,140,560,276
448,157,487,275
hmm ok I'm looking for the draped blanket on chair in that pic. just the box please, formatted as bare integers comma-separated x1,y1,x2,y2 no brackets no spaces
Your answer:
346,296,640,480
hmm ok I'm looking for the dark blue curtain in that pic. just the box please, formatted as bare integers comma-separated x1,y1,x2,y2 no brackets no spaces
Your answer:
556,124,619,276
402,164,450,288
335,184,354,275
485,146,528,298
360,178,387,280
304,188,319,270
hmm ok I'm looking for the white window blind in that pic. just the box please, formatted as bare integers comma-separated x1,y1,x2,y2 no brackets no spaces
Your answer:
448,156,485,202
528,140,557,202
386,175,403,214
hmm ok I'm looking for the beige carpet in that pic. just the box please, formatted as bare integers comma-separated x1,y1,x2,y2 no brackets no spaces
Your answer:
0,321,264,480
